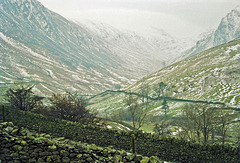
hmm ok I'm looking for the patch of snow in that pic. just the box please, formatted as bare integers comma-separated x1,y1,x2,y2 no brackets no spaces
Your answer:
230,96,237,105
15,65,30,77
117,126,123,130
0,32,18,47
112,122,131,131
32,87,42,95
46,69,54,78
0,32,55,64
39,83,54,93
232,53,240,60
226,44,240,54
72,74,81,81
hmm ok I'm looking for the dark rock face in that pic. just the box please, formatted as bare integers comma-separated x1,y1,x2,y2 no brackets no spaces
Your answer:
0,122,161,163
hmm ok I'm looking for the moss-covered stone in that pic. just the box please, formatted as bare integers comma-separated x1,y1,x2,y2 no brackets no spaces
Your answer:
45,134,51,139
48,145,57,150
140,157,150,163
70,160,84,163
19,151,29,156
22,146,29,152
12,145,23,151
77,154,83,159
1,122,10,128
39,151,51,156
113,155,122,163
60,150,70,157
52,155,61,162
4,143,14,148
90,144,98,151
102,149,109,157
134,155,143,162
69,153,77,158
120,150,127,157
20,140,27,145
86,157,93,162
46,156,54,162
34,148,43,153
19,128,31,136
10,152,19,157
11,128,19,135
83,154,90,158
28,158,37,163
33,137,46,144
149,156,161,163
4,126,14,133
62,156,70,163
1,148,10,154
37,158,45,163
52,151,59,155
54,137,65,141
126,153,136,161
30,152,39,157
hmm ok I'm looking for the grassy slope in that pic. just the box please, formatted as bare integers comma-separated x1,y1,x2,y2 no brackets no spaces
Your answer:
88,38,240,117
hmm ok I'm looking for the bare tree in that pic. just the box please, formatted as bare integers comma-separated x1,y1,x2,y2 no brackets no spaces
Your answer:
125,94,147,131
178,104,201,142
200,104,216,144
178,103,218,144
215,107,237,145
154,119,171,136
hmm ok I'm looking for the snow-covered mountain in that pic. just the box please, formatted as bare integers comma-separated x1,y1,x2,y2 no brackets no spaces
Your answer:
0,0,139,95
179,5,240,60
78,21,194,70
0,0,193,96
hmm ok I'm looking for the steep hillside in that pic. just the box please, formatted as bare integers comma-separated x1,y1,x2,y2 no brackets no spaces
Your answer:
130,38,240,103
0,0,135,95
88,38,240,115
0,0,194,97
179,5,240,60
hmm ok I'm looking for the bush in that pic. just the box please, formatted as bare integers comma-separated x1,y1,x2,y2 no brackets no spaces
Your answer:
49,92,98,125
5,86,43,111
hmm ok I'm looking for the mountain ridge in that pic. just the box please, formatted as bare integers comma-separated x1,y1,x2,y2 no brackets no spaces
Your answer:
176,5,240,62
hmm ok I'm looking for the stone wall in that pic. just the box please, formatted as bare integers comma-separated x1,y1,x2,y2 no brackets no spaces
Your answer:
0,122,163,163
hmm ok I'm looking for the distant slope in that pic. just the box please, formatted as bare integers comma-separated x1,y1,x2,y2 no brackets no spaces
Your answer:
89,38,240,115
78,21,194,68
177,5,240,61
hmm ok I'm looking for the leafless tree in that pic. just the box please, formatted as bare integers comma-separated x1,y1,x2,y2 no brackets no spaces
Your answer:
215,107,237,145
125,94,147,131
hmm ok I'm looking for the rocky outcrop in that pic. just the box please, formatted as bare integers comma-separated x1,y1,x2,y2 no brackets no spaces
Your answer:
0,122,164,163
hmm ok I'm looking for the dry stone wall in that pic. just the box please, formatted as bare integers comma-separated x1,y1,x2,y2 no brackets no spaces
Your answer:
0,122,163,163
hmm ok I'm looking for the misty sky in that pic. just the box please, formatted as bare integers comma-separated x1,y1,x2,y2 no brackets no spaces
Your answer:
38,0,240,39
